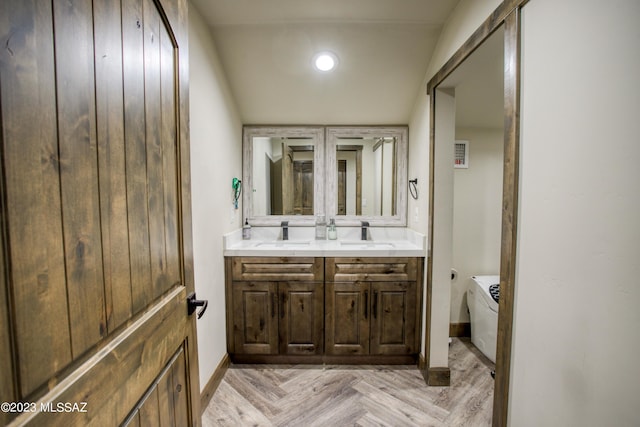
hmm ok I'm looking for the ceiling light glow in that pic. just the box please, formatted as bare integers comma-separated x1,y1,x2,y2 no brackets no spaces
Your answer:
313,52,338,72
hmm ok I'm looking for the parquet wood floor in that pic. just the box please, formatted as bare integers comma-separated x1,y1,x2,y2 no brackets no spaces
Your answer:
203,338,494,426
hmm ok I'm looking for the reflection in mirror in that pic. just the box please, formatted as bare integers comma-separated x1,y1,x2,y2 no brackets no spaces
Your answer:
336,137,396,216
252,137,314,216
243,126,324,226
327,127,408,226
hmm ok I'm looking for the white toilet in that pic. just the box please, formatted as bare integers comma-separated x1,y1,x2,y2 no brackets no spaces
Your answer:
467,275,499,363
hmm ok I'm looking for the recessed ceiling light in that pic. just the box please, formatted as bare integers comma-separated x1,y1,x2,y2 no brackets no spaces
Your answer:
313,51,338,72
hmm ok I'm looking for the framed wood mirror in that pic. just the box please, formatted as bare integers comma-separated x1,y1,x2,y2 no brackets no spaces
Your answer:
243,126,325,226
326,126,408,226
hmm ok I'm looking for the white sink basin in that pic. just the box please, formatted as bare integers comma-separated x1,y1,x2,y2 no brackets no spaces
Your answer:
339,241,395,249
255,241,311,248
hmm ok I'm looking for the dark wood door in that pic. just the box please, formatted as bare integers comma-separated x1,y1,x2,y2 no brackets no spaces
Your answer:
281,143,294,214
232,282,279,355
0,0,200,425
293,161,314,215
325,282,370,355
370,282,418,355
279,282,324,355
337,160,347,215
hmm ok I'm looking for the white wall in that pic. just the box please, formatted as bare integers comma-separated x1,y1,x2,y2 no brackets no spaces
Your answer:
510,1,640,425
188,2,243,391
429,89,456,367
381,140,394,216
408,0,502,367
251,137,272,216
452,128,503,323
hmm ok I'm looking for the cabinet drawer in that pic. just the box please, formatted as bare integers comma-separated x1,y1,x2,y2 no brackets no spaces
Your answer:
326,257,418,282
231,257,324,282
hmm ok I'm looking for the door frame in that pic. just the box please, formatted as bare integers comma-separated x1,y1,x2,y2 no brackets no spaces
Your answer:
336,145,363,215
424,1,529,426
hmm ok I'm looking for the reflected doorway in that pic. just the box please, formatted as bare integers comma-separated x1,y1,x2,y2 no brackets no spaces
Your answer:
336,145,363,215
269,143,314,215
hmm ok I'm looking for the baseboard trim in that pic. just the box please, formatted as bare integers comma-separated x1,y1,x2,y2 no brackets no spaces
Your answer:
418,353,427,372
200,353,231,414
418,353,450,387
427,367,451,386
449,322,471,337
229,353,417,365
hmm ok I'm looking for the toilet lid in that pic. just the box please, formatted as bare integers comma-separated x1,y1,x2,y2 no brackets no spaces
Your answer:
489,284,499,303
472,275,500,312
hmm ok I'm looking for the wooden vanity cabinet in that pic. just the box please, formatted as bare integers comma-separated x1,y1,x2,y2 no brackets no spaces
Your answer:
226,256,423,363
325,257,422,357
226,257,324,358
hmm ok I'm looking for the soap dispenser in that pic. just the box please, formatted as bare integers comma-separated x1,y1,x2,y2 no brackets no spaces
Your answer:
242,219,251,240
328,218,337,240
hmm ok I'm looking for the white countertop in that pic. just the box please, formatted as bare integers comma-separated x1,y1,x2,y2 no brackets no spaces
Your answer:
223,227,426,257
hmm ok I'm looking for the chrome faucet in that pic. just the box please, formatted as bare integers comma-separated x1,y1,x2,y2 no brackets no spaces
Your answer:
281,221,289,241
361,221,369,240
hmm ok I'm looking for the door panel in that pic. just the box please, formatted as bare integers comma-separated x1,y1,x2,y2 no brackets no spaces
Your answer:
370,282,417,355
280,282,323,355
138,388,162,427
325,282,369,355
124,343,189,427
0,0,73,398
338,160,347,215
55,0,108,360
94,0,133,332
232,282,279,354
2,288,191,426
292,161,314,215
160,21,181,294
0,229,12,404
144,0,171,298
0,0,199,425
123,0,154,315
282,143,294,214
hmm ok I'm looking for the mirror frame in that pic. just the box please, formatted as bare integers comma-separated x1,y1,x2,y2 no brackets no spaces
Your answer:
326,126,408,226
243,125,325,226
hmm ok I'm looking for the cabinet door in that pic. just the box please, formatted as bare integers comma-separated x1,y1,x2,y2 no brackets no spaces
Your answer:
370,282,418,355
279,282,324,355
232,282,279,354
325,282,370,355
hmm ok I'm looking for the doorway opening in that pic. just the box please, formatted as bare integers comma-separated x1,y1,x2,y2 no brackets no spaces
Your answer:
443,25,504,369
423,3,526,427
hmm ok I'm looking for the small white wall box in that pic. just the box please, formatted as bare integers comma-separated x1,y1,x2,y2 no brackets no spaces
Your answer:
454,140,469,169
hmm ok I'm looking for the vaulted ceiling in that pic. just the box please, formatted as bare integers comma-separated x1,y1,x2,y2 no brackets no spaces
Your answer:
190,0,503,128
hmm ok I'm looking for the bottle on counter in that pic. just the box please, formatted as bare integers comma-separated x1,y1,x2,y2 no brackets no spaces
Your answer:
328,218,337,240
242,218,251,240
315,214,326,240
